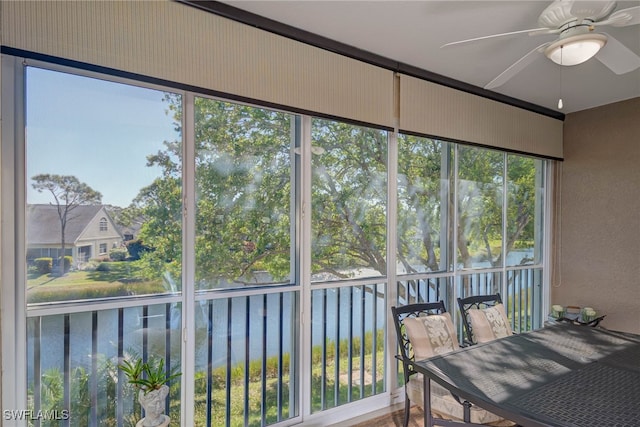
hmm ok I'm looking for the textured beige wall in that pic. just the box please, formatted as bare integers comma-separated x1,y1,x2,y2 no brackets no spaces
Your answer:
555,97,640,333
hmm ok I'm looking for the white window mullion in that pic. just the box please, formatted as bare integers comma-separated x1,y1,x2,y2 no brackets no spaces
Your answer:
181,91,196,427
299,115,313,418
440,143,452,275
543,161,556,319
502,154,509,299
452,145,460,305
386,116,399,398
1,55,28,426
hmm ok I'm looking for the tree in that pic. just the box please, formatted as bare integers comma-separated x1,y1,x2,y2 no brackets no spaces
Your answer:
397,136,447,274
132,96,389,288
396,138,540,302
132,94,539,292
311,119,387,279
456,147,504,268
132,96,294,287
31,174,102,273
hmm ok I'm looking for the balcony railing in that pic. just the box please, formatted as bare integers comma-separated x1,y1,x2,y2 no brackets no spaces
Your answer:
27,302,180,427
193,292,298,426
397,267,543,336
456,267,543,333
26,267,540,426
310,283,386,412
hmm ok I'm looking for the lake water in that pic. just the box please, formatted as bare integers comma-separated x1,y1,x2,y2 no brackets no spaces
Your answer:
29,250,533,379
29,285,385,381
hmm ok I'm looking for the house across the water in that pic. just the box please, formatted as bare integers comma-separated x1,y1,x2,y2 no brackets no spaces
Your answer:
26,204,123,266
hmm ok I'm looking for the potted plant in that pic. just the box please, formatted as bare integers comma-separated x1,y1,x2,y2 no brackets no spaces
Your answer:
119,357,181,427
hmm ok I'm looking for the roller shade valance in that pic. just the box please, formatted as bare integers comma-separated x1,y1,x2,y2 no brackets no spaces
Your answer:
2,1,563,157
399,74,563,159
1,0,395,129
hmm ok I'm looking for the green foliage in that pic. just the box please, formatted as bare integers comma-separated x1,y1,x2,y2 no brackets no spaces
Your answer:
30,359,132,427
31,174,102,206
29,329,386,426
309,328,385,412
61,255,72,273
311,120,388,278
130,99,393,286
26,263,165,303
191,101,294,285
27,284,135,304
310,329,385,365
514,240,534,249
96,262,111,272
109,248,128,262
505,155,539,256
119,357,181,395
125,239,152,260
34,257,53,274
397,136,446,273
456,146,504,267
126,95,541,287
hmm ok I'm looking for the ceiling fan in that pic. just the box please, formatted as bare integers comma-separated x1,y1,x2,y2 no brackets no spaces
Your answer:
442,1,640,90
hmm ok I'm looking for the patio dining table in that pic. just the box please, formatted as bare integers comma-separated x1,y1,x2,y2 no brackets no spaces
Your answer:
414,323,640,427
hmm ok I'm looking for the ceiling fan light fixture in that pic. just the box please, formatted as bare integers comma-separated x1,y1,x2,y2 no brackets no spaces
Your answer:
545,33,608,66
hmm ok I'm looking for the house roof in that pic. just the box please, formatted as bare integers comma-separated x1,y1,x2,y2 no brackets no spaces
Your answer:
27,204,115,245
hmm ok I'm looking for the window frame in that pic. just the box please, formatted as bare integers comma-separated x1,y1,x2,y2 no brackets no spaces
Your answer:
1,54,553,425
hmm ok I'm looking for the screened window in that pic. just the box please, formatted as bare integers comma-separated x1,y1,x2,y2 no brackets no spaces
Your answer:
309,118,388,412
311,119,388,281
505,155,545,266
25,67,182,302
193,97,295,290
397,135,451,274
10,58,549,427
456,146,504,269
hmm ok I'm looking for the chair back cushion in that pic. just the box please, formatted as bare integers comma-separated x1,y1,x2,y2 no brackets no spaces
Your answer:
467,303,512,343
402,312,460,360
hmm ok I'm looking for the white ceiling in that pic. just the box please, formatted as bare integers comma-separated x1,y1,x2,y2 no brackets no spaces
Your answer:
220,0,640,115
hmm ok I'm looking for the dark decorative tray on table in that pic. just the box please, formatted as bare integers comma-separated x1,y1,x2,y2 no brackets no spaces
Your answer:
550,305,606,327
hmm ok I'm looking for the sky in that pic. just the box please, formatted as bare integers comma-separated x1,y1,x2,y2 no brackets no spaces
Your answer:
26,67,180,208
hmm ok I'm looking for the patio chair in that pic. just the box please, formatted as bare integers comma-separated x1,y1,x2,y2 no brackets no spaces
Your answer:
392,302,515,427
457,293,512,346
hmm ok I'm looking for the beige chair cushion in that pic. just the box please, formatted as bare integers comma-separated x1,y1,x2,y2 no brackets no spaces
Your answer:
402,313,459,360
407,375,515,426
467,303,513,343
401,309,515,426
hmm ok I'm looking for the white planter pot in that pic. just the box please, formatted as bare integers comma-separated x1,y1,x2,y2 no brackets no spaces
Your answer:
136,415,169,427
137,385,170,427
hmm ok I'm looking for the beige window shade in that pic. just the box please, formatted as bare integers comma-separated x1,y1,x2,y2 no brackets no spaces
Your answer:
1,0,395,129
399,74,563,159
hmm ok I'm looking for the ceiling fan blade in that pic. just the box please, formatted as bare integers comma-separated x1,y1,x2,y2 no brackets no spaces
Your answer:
530,28,563,36
441,28,555,48
595,33,640,74
595,5,640,27
485,43,551,90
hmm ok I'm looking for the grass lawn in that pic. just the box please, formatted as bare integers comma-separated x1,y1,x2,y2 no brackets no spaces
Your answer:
27,261,165,303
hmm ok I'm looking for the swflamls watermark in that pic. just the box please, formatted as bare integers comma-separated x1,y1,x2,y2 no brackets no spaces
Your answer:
3,409,70,421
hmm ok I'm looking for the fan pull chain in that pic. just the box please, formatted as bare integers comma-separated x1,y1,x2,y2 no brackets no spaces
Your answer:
558,46,564,110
